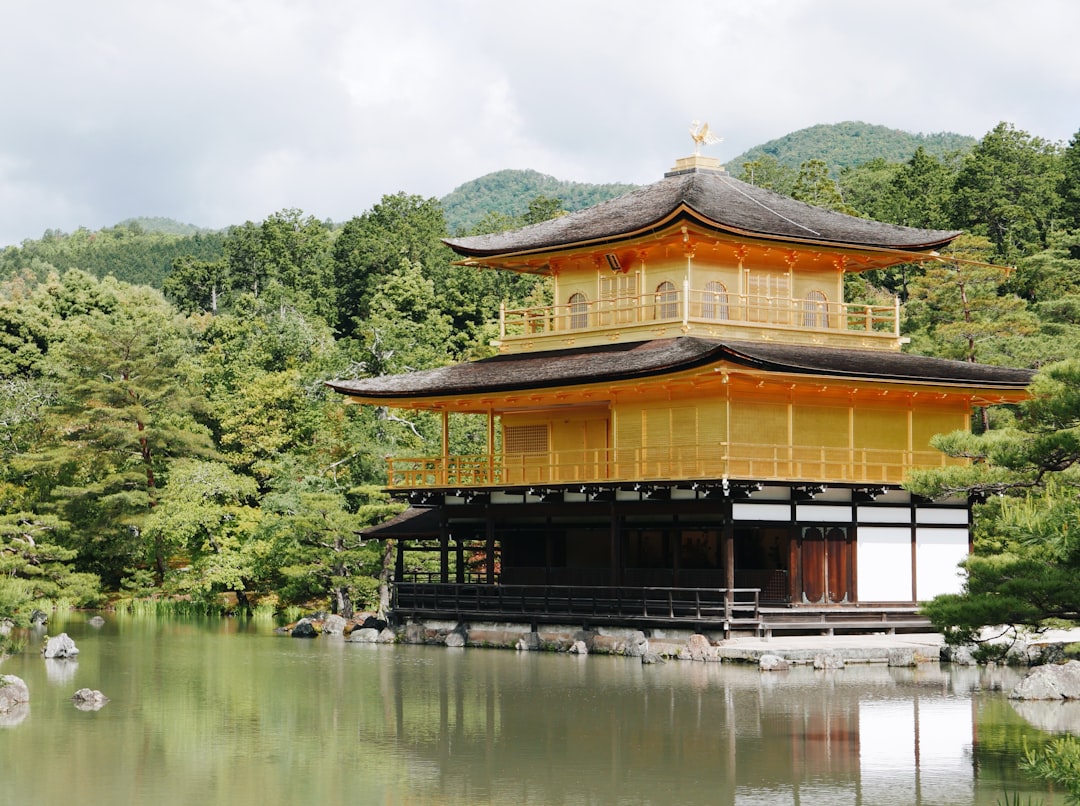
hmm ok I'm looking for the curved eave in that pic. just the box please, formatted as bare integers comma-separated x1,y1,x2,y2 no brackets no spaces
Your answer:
444,171,961,262
326,338,1033,407
448,206,958,271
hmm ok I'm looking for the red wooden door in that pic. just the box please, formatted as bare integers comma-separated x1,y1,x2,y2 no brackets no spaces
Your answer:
801,527,826,604
800,526,851,604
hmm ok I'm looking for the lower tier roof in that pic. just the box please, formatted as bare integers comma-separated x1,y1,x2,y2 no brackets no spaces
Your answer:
327,337,1034,401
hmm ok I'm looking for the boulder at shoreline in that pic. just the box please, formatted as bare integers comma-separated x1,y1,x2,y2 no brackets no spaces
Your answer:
42,633,79,659
1010,660,1080,700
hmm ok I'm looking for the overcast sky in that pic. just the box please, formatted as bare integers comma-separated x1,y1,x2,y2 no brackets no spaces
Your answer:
0,0,1076,246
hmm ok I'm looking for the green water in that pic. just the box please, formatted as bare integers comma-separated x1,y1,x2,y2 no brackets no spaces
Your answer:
0,614,1065,805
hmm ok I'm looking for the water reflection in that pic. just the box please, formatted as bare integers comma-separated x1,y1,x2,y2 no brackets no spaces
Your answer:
379,650,1050,805
0,617,1061,806
43,658,78,684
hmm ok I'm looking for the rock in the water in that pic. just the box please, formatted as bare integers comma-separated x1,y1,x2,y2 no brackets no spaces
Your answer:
322,615,347,636
349,627,380,643
444,631,466,648
87,616,105,628
568,640,588,655
0,618,13,636
290,618,319,638
42,633,79,659
360,615,388,632
1010,660,1080,700
516,632,540,652
404,623,428,644
760,654,790,671
813,652,845,670
376,628,397,644
0,675,29,712
1030,643,1067,666
641,651,665,665
29,610,47,627
623,630,649,658
683,634,715,662
71,688,109,711
572,630,597,652
888,649,917,668
942,644,978,666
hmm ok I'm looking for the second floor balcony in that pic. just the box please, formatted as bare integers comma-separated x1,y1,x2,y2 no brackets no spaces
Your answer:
498,281,903,352
384,442,960,492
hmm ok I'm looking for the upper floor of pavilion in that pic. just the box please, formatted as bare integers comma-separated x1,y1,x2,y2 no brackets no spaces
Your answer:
444,156,961,354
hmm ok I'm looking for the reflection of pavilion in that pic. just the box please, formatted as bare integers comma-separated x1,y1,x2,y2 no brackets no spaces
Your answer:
380,649,1022,804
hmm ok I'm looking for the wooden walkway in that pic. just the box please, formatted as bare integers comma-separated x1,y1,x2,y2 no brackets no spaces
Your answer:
392,583,932,639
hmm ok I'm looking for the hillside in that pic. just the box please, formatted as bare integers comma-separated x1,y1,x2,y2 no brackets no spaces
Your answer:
727,121,976,174
440,124,976,233
440,169,639,234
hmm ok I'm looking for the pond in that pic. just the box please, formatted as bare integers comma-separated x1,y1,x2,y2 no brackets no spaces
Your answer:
0,614,1067,805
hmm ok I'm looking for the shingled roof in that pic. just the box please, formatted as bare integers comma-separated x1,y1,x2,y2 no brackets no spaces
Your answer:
444,170,961,258
327,337,1033,401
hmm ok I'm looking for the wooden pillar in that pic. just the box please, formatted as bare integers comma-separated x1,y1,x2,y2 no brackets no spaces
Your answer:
671,514,680,587
610,505,621,587
545,517,553,586
455,536,465,584
439,522,450,584
441,410,450,486
723,500,735,618
487,408,495,484
485,512,496,584
395,537,405,583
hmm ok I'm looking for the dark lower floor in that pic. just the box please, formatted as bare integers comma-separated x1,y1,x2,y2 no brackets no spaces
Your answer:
371,481,968,635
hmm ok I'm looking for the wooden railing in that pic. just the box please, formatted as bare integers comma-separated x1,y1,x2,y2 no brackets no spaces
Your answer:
393,582,761,627
500,285,900,341
385,443,959,490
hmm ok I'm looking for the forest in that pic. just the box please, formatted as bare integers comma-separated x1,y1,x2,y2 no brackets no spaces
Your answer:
1,120,1079,634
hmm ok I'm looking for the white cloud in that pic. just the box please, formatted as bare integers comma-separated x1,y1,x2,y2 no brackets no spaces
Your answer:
0,0,1076,245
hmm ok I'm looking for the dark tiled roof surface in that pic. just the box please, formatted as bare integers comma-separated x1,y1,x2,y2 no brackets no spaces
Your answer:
444,172,961,257
326,338,1033,400
359,507,441,537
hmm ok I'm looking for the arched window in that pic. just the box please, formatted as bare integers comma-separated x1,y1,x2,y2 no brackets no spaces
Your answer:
655,281,678,320
702,280,729,320
803,290,828,328
568,292,589,329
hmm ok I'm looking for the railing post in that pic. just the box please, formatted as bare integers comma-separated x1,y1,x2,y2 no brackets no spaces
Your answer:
894,295,901,337
499,300,506,339
683,277,690,326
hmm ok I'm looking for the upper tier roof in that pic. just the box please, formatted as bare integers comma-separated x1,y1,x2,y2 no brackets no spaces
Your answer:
444,170,961,258
327,337,1033,401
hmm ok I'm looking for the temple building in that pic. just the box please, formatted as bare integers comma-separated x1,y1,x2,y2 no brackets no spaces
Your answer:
328,147,1032,637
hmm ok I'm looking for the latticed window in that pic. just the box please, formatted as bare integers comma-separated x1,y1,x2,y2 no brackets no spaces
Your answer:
504,424,549,455
568,292,588,329
702,280,729,320
655,281,678,319
746,270,790,322
803,290,828,328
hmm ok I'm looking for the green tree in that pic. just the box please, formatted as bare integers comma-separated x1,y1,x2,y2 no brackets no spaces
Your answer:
738,155,796,195
39,278,214,582
907,360,1080,643
261,481,398,618
143,458,263,609
162,256,229,314
790,159,858,214
903,236,1036,366
888,146,960,230
952,122,1063,262
332,193,450,338
0,506,100,619
1059,128,1080,233
837,158,899,220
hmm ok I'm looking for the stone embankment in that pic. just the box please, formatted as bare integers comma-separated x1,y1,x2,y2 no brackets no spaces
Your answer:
279,614,947,666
